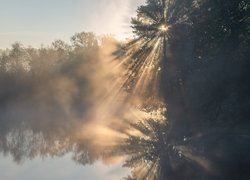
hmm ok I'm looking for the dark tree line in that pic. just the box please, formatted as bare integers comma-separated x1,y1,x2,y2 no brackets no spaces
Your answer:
119,0,250,179
0,1,249,179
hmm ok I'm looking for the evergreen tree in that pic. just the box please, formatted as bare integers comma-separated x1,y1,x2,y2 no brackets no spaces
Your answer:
120,0,250,179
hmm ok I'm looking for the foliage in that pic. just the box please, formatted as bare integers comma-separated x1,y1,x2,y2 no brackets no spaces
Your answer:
119,0,250,179
0,32,117,165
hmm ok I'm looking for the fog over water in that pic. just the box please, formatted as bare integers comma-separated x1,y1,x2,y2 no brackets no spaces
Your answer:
0,0,249,180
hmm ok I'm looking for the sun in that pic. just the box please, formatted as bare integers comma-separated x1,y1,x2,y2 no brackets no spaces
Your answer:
158,24,169,33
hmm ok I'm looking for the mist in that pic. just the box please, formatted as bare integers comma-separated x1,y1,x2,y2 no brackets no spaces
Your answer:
0,0,250,180
0,33,128,164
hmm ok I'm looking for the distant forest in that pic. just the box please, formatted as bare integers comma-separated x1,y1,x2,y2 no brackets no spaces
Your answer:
0,0,249,179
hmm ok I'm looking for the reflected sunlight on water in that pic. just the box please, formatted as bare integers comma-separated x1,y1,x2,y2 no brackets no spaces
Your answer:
0,0,249,179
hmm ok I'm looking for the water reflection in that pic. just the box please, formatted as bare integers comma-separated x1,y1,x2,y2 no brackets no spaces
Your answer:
0,153,129,180
1,0,250,179
1,102,249,180
116,120,250,179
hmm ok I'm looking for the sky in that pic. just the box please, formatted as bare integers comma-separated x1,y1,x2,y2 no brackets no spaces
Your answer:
0,0,146,48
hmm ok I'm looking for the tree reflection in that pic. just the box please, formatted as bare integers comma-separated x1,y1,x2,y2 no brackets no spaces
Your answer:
118,118,169,180
0,0,249,179
0,125,99,165
114,115,250,180
114,0,250,179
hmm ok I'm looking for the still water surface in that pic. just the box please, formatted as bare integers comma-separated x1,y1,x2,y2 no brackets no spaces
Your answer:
0,153,129,180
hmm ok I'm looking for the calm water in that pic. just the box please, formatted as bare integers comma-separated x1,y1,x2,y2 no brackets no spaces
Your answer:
0,0,249,179
0,153,129,180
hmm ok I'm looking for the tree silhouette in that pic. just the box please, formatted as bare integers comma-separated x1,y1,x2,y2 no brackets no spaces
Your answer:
117,0,250,179
0,1,249,179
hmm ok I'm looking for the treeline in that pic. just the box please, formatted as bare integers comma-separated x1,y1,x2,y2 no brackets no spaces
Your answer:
0,32,109,122
162,0,250,179
0,32,120,163
127,0,250,179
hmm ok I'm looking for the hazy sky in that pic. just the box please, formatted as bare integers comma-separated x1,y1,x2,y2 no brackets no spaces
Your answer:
0,0,145,48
